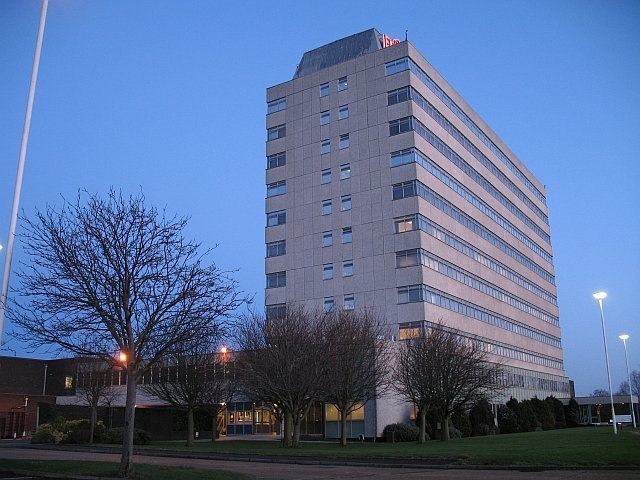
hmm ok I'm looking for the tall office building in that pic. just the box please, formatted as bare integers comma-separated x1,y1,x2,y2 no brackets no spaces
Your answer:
265,29,569,414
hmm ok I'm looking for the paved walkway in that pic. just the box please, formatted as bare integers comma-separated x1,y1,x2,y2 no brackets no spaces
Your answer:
0,442,638,480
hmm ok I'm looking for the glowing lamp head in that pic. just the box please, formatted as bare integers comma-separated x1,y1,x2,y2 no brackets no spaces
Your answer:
619,334,629,341
220,346,228,354
593,291,607,301
119,352,127,363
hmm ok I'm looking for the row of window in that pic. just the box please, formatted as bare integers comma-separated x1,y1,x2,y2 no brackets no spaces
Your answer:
394,213,556,302
268,226,353,256
388,86,549,225
321,105,349,125
389,92,548,230
396,284,561,348
267,226,352,254
397,322,563,370
323,227,352,246
267,164,352,198
396,248,558,326
323,260,353,279
390,143,550,246
322,195,351,214
499,366,570,393
320,76,348,97
385,57,547,205
324,293,354,311
322,163,351,184
321,134,350,154
391,175,553,264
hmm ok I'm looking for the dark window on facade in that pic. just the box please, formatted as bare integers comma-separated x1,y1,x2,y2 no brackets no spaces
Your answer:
266,240,286,257
267,152,286,169
266,271,286,288
267,124,286,141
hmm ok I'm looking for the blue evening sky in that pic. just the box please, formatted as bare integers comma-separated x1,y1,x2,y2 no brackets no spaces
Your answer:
1,0,638,396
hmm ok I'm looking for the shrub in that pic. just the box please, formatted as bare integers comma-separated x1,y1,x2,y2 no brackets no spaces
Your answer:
470,399,495,436
498,405,519,434
31,424,63,444
545,396,567,429
451,411,472,437
530,397,555,431
518,400,539,432
382,423,421,442
103,427,152,445
564,398,581,427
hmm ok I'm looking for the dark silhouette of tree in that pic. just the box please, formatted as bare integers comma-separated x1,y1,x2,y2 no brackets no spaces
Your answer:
564,397,581,427
591,388,610,397
9,190,244,477
395,322,503,442
236,305,327,447
617,372,640,396
141,331,236,446
323,309,391,446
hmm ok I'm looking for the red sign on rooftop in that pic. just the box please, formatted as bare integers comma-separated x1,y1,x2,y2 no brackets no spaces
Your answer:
382,34,401,48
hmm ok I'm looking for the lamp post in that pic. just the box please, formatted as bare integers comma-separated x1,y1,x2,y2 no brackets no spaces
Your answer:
593,291,617,434
0,0,49,346
619,334,637,428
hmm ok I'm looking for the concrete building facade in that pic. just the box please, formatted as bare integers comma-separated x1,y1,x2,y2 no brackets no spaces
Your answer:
264,28,570,423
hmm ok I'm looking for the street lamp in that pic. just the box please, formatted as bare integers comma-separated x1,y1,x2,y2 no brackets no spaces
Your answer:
593,291,617,434
619,334,637,428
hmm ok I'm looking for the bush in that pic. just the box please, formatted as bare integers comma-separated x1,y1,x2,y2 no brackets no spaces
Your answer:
564,398,581,427
470,399,495,436
451,411,472,437
530,397,555,431
545,396,567,429
498,405,519,434
382,423,421,442
518,400,539,432
103,427,152,445
31,424,63,444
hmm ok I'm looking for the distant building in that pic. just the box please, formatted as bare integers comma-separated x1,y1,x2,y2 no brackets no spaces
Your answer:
265,28,569,436
0,356,75,438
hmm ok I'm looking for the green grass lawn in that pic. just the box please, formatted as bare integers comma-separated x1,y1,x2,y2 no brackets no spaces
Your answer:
148,426,639,466
0,459,253,480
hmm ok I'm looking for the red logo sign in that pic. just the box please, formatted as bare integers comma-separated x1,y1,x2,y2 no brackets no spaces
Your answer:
382,34,401,48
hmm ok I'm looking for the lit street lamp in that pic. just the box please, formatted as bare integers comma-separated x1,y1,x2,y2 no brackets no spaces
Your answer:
593,291,617,434
619,334,637,428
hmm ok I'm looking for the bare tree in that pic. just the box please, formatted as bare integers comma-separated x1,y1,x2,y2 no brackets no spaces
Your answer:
395,322,503,442
142,331,236,445
236,305,327,447
9,190,244,476
323,309,391,446
616,371,640,396
200,347,237,442
76,357,120,443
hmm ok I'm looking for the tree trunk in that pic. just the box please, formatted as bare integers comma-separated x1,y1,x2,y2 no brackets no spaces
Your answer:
441,414,450,442
340,410,348,447
119,372,137,478
293,419,301,447
89,403,98,444
283,410,292,447
418,410,427,444
186,408,194,446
